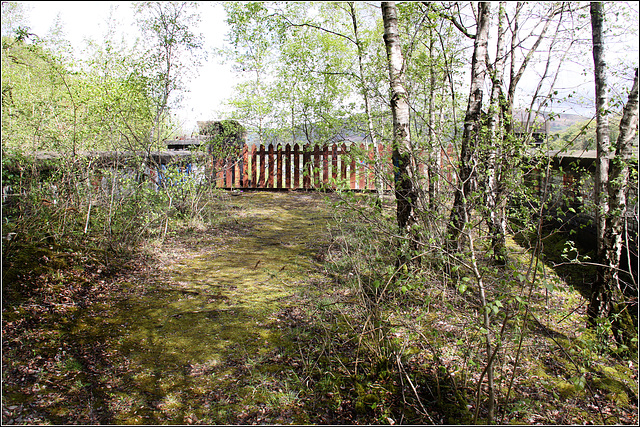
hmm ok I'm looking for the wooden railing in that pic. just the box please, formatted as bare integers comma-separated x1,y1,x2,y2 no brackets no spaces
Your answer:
213,143,393,191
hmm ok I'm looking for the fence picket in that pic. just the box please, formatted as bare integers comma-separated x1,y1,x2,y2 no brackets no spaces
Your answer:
303,147,311,189
250,145,257,188
276,145,283,188
268,144,274,188
216,159,224,188
313,145,320,188
243,146,249,187
258,145,266,188
214,142,394,191
331,144,338,188
285,144,292,189
350,152,356,189
234,159,241,188
294,144,301,188
341,143,348,186
322,146,329,186
358,143,365,190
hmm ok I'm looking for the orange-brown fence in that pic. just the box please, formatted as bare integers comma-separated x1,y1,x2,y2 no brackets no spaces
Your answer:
212,143,393,191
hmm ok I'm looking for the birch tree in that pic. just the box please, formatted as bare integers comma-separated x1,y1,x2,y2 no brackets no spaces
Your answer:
447,2,491,249
587,0,611,326
134,1,203,150
381,1,417,235
484,1,508,264
587,2,638,351
589,1,610,265
602,69,639,349
588,64,639,340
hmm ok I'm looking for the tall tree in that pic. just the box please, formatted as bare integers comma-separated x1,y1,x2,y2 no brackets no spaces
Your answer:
447,2,491,249
349,1,385,200
381,1,417,235
601,69,639,347
587,2,639,350
267,2,387,196
587,0,611,326
134,1,203,150
589,1,610,265
222,2,284,146
484,1,508,264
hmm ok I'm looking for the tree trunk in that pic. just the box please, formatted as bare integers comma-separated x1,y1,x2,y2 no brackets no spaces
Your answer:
591,1,611,264
447,2,491,248
486,2,508,265
349,2,384,203
427,23,440,213
381,2,417,235
587,1,612,324
605,68,638,293
592,68,639,347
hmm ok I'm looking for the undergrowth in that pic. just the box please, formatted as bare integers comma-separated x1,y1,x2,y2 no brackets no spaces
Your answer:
316,190,638,425
2,183,637,425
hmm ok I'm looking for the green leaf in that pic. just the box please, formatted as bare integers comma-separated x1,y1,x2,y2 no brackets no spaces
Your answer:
571,375,586,391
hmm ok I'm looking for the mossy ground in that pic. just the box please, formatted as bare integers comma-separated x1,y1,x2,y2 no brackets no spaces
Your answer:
2,191,337,424
2,191,638,425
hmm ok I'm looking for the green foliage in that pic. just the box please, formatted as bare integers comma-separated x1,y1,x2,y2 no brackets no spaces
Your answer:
547,114,623,151
200,120,245,160
1,27,160,153
133,1,204,144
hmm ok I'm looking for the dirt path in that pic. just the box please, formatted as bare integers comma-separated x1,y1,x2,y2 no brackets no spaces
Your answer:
2,191,340,425
108,191,338,424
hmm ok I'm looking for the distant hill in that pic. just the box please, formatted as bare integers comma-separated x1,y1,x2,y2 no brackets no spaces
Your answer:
511,109,591,134
546,112,633,151
546,113,592,133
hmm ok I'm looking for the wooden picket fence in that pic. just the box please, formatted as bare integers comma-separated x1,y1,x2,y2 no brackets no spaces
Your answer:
213,143,393,191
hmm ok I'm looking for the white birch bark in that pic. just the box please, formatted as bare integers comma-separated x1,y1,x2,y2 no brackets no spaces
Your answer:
447,2,491,246
382,1,417,233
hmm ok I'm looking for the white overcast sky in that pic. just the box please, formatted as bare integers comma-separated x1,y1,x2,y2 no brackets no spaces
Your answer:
12,1,640,133
20,1,235,134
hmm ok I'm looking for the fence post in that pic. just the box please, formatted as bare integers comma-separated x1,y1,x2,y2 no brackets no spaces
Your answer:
277,144,283,189
302,148,313,189
250,145,257,188
294,143,301,188
332,144,338,189
258,144,266,188
359,143,366,190
350,148,356,190
313,145,321,188
285,143,292,189
268,144,275,188
242,145,249,188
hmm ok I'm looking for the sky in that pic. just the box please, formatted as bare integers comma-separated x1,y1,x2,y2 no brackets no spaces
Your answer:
10,1,640,135
19,1,235,134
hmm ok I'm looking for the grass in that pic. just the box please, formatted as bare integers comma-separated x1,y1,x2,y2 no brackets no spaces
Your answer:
2,190,637,425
